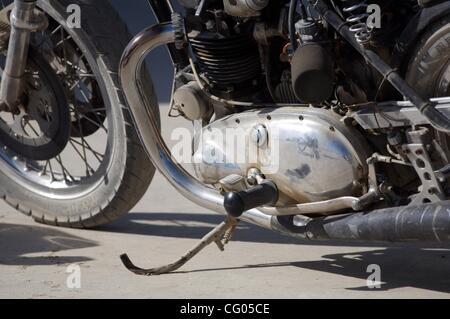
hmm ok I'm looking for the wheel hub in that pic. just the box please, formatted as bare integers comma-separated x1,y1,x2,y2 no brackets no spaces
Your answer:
0,48,71,161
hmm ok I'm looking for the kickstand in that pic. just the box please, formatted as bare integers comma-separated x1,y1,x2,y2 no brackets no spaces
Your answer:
120,217,240,276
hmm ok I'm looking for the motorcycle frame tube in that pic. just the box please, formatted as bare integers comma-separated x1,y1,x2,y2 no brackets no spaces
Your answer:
119,22,272,230
312,0,450,133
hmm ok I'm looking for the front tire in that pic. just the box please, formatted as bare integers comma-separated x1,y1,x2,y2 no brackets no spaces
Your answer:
0,0,159,228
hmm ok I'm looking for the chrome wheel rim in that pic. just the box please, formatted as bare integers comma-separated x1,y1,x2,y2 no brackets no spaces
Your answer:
0,3,115,197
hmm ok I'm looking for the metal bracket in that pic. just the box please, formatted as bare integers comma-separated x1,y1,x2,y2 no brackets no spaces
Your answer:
403,129,446,205
349,97,450,130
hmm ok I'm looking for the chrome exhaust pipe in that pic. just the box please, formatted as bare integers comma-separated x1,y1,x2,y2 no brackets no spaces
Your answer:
119,23,272,230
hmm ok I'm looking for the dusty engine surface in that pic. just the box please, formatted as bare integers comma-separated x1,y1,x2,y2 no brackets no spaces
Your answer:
192,107,370,204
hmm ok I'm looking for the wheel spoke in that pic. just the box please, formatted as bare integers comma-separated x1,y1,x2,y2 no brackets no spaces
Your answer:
73,104,95,175
84,107,107,113
69,140,95,175
70,108,108,133
77,73,96,78
50,25,63,37
41,160,49,175
68,78,83,92
55,33,73,50
0,13,109,188
25,120,40,139
47,160,56,181
55,155,75,182
77,82,93,102
69,138,104,161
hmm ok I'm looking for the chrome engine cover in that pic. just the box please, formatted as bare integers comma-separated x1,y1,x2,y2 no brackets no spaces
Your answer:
193,107,371,204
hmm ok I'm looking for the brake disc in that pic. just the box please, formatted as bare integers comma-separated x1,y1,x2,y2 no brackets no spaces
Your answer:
0,48,71,161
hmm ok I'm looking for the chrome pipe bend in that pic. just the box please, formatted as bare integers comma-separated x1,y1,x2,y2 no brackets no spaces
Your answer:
119,23,272,230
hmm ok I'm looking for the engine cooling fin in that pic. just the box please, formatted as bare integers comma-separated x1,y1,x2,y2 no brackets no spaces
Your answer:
188,31,261,88
275,70,298,104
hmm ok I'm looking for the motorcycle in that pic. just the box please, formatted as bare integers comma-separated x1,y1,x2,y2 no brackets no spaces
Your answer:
1,0,450,276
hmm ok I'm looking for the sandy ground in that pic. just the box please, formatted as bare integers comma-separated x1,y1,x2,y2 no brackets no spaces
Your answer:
1,107,450,299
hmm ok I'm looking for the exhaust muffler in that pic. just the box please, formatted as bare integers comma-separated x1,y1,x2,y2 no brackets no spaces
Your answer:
273,201,450,244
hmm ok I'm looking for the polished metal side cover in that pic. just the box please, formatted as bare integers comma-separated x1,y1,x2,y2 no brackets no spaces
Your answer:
193,107,370,204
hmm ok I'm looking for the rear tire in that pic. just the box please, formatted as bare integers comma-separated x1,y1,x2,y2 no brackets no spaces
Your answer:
406,15,450,167
406,16,450,98
0,0,159,228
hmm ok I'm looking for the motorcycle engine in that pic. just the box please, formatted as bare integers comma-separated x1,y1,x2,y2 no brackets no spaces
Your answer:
176,1,372,205
177,0,338,105
177,0,271,100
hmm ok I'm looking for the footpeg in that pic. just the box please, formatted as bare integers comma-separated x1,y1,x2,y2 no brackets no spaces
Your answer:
224,181,279,218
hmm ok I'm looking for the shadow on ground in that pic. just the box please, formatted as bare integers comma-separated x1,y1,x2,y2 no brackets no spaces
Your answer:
169,247,450,293
102,212,444,248
102,212,299,245
103,212,450,293
3,212,450,293
0,223,97,266
293,248,450,292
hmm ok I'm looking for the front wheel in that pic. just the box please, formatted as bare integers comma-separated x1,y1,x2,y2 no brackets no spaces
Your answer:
0,0,159,228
